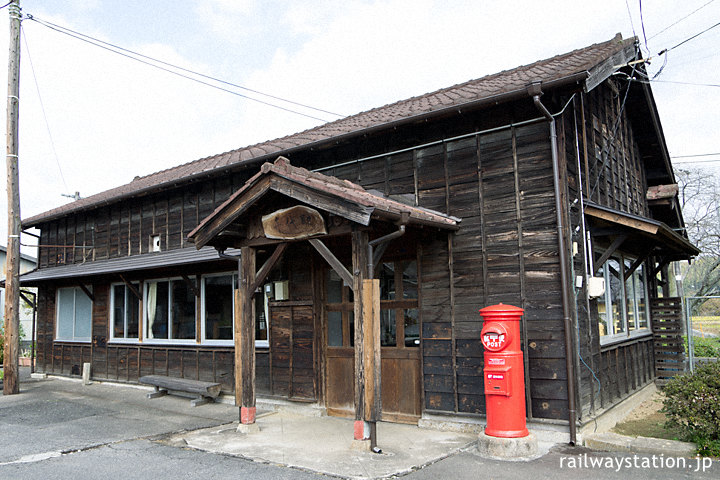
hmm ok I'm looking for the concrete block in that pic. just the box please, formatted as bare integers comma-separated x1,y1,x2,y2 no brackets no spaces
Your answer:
30,373,47,379
82,362,92,385
236,422,260,434
476,431,538,460
350,439,371,452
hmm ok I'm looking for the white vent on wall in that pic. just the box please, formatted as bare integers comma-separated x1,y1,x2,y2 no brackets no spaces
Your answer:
151,235,161,252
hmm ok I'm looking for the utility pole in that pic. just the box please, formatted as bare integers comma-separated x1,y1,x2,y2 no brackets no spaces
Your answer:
4,0,21,395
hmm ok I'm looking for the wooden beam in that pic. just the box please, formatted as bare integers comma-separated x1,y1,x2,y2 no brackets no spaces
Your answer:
585,205,658,234
309,238,354,289
624,252,651,281
78,284,95,302
250,243,287,293
19,290,35,309
592,235,627,275
119,274,141,300
181,274,201,298
236,246,256,424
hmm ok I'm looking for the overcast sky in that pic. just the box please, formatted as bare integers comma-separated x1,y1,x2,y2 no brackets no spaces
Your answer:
1,0,719,256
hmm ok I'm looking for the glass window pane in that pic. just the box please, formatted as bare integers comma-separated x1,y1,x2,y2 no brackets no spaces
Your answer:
402,261,418,299
625,260,636,331
74,289,92,339
205,275,233,340
608,258,625,334
112,285,125,338
147,281,169,339
57,287,75,340
171,280,196,340
349,310,355,347
636,267,649,329
379,263,395,300
127,286,140,338
597,265,609,337
255,291,267,341
404,308,419,347
327,270,343,303
380,309,396,346
327,311,342,346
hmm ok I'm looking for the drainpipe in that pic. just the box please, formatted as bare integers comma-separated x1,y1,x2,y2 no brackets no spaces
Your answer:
528,82,578,445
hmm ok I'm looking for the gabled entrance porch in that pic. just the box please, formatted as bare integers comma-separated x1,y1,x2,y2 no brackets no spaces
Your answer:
188,157,459,448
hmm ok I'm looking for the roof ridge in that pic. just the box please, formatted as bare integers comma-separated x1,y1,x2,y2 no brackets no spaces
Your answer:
24,34,633,227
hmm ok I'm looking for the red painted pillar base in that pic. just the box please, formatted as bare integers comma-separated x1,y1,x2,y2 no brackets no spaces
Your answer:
240,406,256,424
354,420,369,440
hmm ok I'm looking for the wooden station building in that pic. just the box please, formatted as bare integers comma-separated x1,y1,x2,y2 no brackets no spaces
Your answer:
20,35,698,444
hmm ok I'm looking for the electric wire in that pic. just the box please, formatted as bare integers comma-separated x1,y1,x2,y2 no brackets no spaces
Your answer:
639,0,650,53
673,152,720,158
26,15,344,119
649,0,716,40
0,1,13,10
21,27,70,193
660,19,720,54
24,14,341,123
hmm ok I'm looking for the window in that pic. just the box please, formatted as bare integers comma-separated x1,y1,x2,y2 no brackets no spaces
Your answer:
111,283,140,342
56,286,92,342
200,273,268,347
145,279,196,342
597,254,650,343
326,259,418,348
202,274,234,343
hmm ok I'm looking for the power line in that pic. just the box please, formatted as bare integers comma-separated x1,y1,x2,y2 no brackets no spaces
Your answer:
649,0,716,40
674,158,720,164
660,19,720,54
24,14,344,123
673,152,720,158
639,0,650,52
21,26,69,192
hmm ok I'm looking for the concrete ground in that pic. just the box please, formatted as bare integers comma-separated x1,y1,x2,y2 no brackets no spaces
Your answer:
1,369,718,479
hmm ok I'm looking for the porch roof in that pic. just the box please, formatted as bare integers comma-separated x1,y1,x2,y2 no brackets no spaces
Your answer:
17,246,240,284
584,202,699,262
188,157,460,249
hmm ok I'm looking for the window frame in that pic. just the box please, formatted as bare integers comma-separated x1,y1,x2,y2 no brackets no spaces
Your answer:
109,282,141,344
55,286,93,343
598,253,652,346
143,276,197,345
199,271,269,347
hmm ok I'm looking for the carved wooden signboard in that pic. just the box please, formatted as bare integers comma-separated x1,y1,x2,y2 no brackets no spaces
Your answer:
262,205,327,240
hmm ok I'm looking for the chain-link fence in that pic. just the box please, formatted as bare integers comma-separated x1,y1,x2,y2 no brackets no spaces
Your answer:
684,296,720,372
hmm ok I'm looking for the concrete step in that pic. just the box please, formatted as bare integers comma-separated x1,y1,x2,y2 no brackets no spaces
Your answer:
584,432,696,457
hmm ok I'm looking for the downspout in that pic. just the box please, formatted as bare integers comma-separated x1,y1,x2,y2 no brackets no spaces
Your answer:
364,220,406,453
528,82,578,445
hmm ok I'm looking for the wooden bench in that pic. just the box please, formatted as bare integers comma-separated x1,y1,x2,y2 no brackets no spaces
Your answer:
139,375,222,407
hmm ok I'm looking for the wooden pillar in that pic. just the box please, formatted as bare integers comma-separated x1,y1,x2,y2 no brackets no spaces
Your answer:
362,278,381,424
235,246,256,424
352,228,381,448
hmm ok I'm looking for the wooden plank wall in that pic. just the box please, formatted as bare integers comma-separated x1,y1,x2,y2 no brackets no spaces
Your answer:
36,173,253,268
323,122,568,419
565,84,658,419
34,281,268,394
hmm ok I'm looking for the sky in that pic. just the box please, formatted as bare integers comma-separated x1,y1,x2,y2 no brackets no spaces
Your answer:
1,0,719,257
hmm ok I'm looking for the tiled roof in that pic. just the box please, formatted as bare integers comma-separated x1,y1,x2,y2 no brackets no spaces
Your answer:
24,34,635,227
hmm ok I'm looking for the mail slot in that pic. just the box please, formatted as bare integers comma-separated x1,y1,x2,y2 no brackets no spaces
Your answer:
480,303,529,438
484,367,511,396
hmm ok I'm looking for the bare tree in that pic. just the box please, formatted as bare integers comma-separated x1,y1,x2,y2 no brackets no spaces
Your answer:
676,167,720,306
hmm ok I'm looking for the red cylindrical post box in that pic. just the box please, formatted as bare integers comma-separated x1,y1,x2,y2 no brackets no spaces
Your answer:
479,303,528,438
